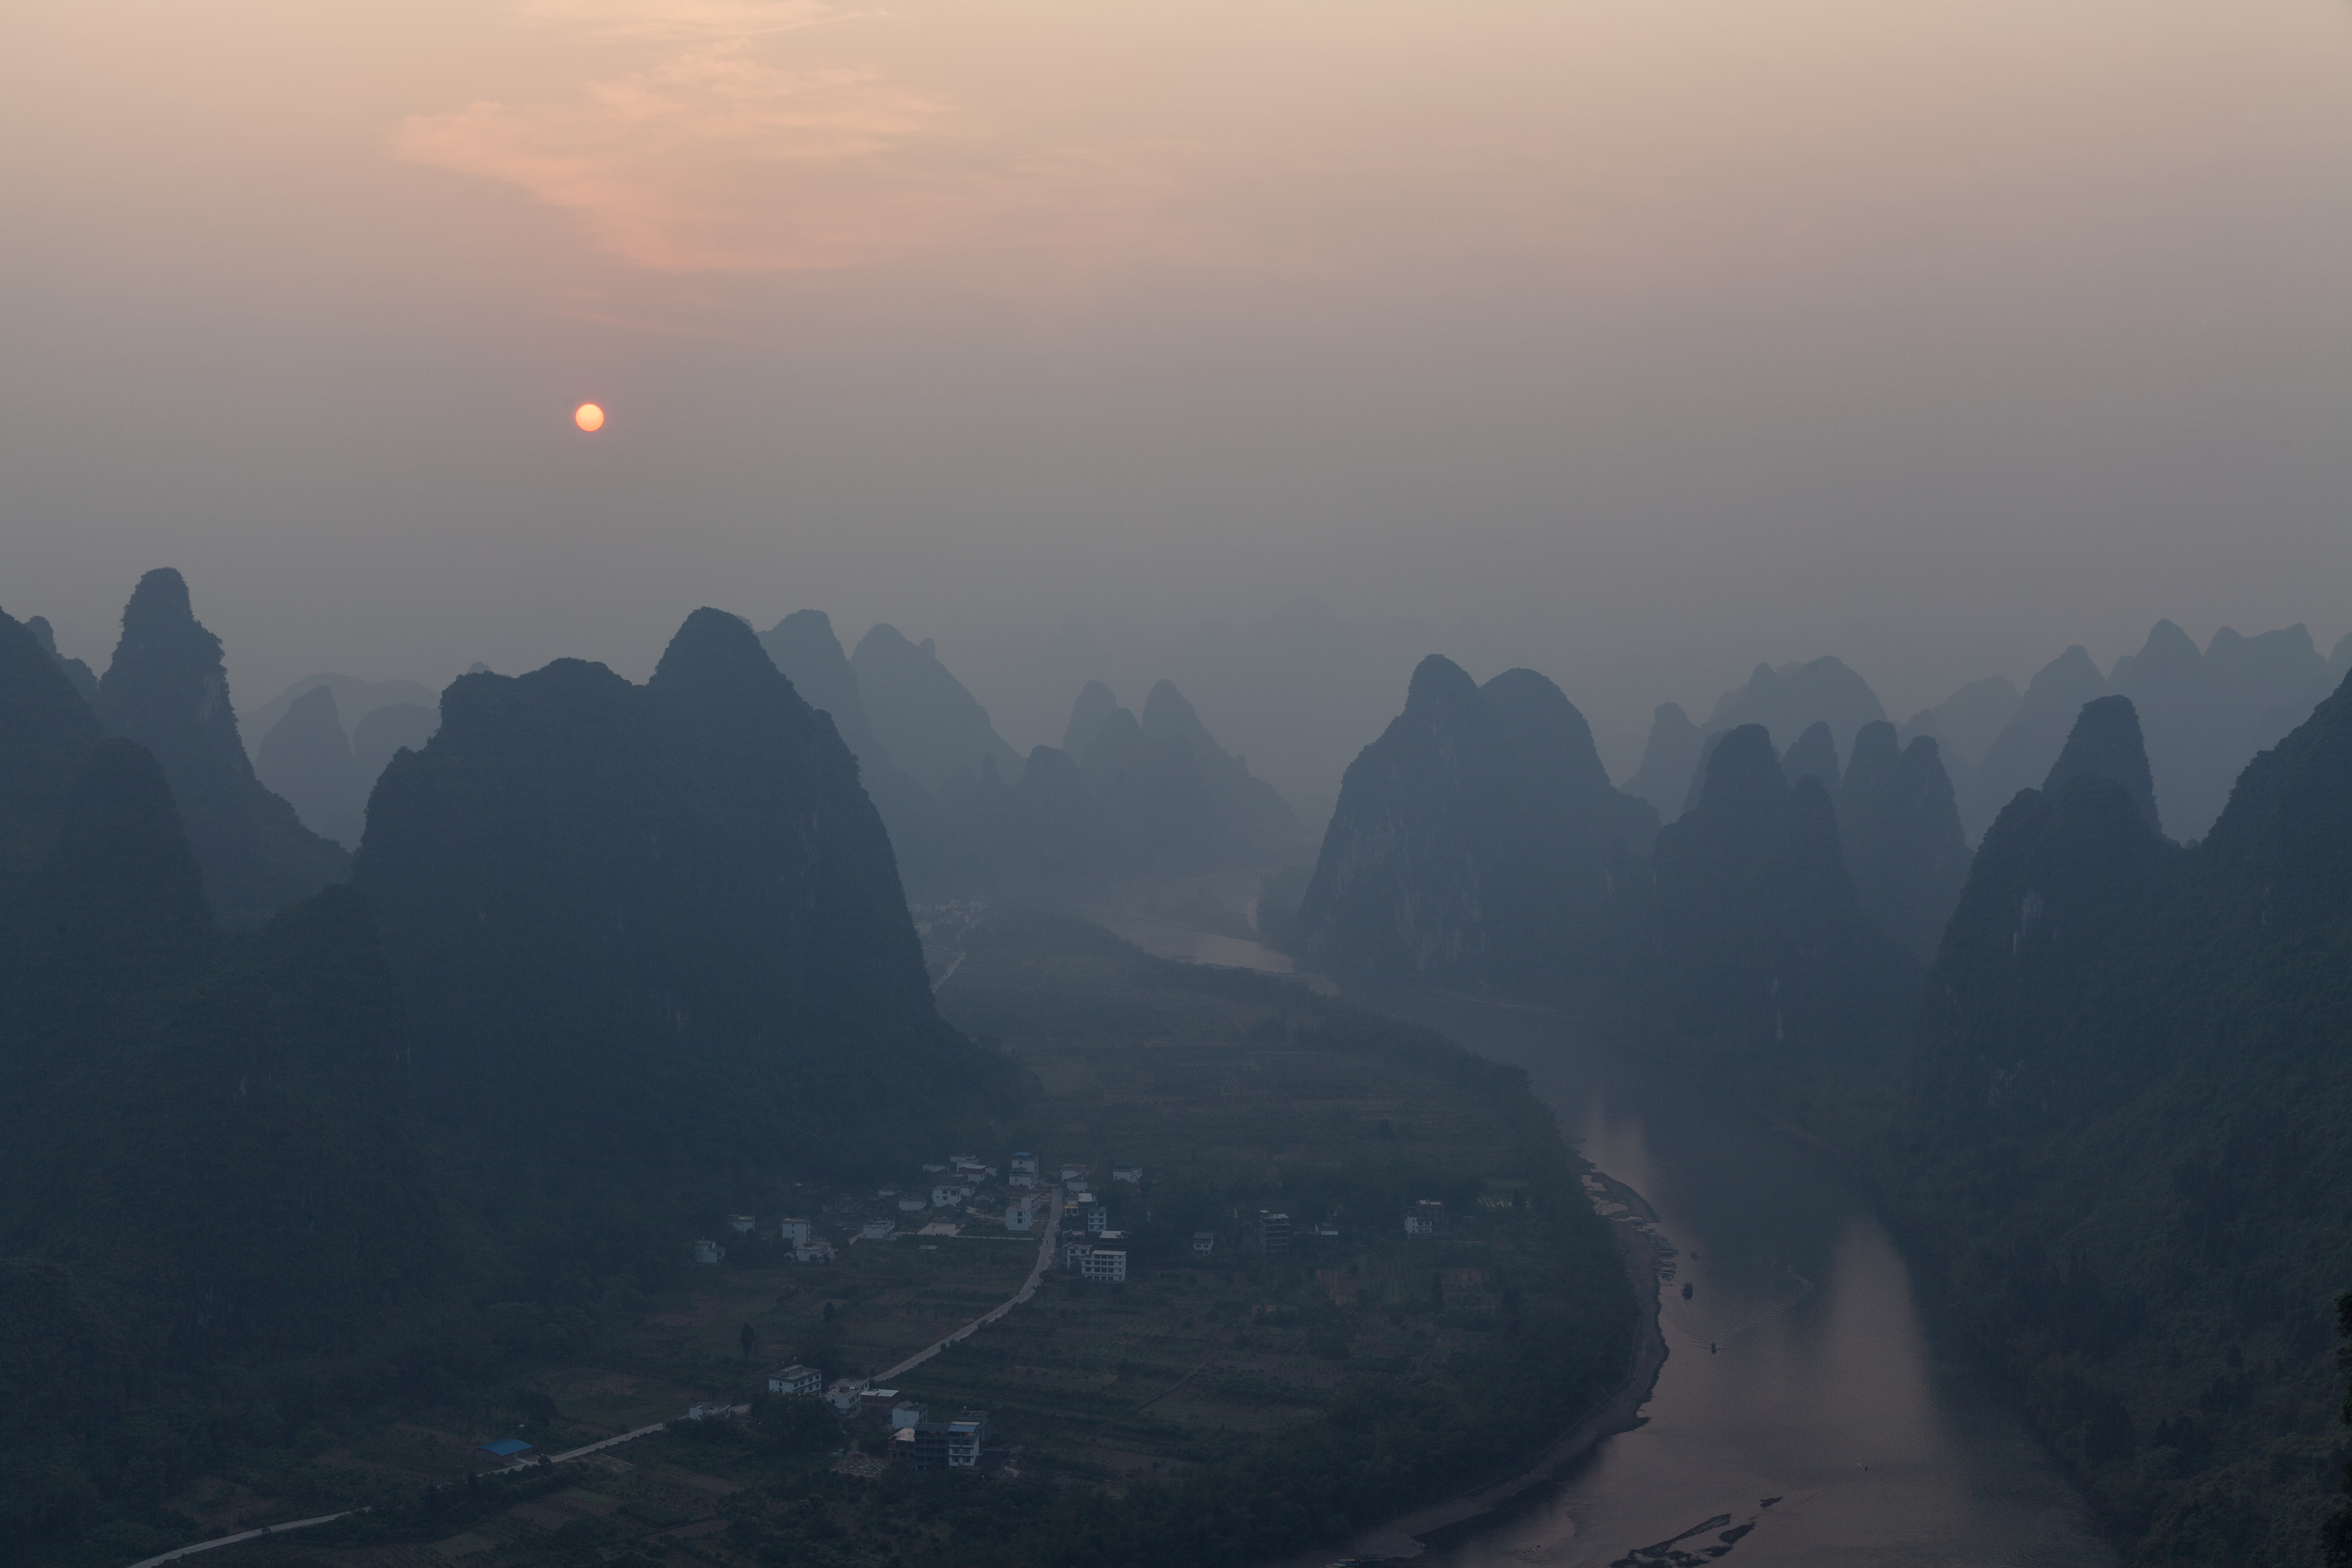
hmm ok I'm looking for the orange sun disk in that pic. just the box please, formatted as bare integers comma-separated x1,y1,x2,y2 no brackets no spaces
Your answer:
574,402,606,432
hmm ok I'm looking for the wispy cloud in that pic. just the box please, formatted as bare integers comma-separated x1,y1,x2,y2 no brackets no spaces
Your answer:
394,47,953,271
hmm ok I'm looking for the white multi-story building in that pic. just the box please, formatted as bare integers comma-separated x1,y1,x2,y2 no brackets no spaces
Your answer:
693,1238,725,1265
779,1217,812,1246
1011,1152,1038,1175
768,1363,823,1397
1078,1248,1128,1284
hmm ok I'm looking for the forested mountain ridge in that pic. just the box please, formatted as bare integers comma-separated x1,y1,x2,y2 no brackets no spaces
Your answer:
357,607,1019,1180
1293,655,1656,991
1890,671,2352,1562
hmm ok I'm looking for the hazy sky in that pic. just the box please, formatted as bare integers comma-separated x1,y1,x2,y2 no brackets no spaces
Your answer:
8,0,2351,771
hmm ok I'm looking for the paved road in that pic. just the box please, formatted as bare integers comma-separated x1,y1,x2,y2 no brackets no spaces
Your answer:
126,1510,356,1567
876,1189,1062,1383
125,1419,677,1566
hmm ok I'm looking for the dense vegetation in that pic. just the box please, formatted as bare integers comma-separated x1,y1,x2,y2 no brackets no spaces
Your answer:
193,910,1637,1568
1886,673,2352,1562
0,600,1023,1566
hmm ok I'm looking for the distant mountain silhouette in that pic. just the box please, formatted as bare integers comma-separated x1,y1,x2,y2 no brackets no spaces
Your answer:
1899,674,2021,773
761,610,882,759
2041,695,2161,835
1780,720,1839,793
256,684,364,847
242,674,436,764
0,608,104,931
762,610,965,893
1623,701,1702,821
1062,679,1123,758
1295,656,1656,990
2110,619,2333,839
94,570,349,926
1971,645,2107,838
22,616,98,706
1071,681,1306,873
1898,674,2020,838
851,624,1024,793
1630,725,1921,1126
1703,656,1886,755
1836,722,1971,957
941,744,1124,887
358,608,1017,1176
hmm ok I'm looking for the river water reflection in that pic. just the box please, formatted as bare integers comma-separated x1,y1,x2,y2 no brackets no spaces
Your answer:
1084,903,2116,1568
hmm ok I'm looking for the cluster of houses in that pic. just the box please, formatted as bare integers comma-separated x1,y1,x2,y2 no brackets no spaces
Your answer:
689,1150,1150,1267
756,1363,994,1471
693,1213,837,1266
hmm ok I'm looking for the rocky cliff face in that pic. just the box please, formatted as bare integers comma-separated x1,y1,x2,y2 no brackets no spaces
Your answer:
1294,656,1656,990
358,609,1016,1174
94,570,349,926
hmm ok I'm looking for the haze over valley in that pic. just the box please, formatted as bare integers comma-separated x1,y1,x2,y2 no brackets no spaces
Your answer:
5,3,2352,1566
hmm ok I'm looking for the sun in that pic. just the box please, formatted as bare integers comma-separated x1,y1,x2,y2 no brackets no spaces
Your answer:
573,402,606,433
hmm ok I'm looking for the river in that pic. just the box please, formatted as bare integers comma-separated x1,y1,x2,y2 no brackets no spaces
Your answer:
1084,890,2118,1568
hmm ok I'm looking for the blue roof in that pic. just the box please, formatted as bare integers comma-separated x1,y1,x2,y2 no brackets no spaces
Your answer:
477,1439,534,1456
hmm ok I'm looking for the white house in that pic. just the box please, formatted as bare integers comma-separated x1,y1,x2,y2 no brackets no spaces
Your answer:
891,1400,928,1430
1060,1163,1086,1182
1405,1199,1448,1237
728,1213,756,1233
1005,1197,1037,1233
897,1196,929,1214
1079,1248,1128,1284
1086,1206,1109,1235
794,1239,836,1264
1008,1171,1035,1188
860,1219,896,1240
693,1238,725,1265
1112,1165,1142,1184
1011,1152,1038,1174
778,1217,812,1245
825,1377,869,1414
1192,1231,1215,1254
768,1363,823,1397
686,1400,737,1421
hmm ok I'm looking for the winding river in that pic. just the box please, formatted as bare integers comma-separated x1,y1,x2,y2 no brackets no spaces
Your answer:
1085,893,2117,1568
